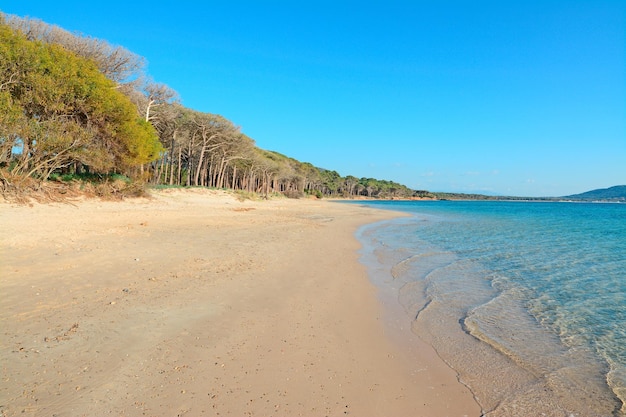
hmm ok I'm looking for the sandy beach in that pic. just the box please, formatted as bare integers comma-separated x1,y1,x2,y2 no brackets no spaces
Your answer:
0,189,480,416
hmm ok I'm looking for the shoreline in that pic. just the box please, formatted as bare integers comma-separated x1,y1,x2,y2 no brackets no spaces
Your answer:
354,202,624,417
0,189,480,416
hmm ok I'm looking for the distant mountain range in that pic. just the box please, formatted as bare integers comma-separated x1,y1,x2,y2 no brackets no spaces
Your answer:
564,185,626,201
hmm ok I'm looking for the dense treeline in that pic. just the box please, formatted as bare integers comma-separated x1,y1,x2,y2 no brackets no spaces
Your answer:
0,16,161,181
0,13,432,199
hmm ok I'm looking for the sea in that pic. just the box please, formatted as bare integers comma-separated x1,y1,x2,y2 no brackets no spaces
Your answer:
353,200,625,417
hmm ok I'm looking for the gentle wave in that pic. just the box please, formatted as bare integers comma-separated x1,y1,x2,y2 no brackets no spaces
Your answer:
355,201,626,416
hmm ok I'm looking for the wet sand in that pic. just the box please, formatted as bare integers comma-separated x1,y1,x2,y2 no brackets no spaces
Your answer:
0,189,480,416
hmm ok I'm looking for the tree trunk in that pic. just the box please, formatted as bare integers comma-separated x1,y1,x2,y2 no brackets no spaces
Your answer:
175,147,182,185
216,156,226,189
193,145,206,186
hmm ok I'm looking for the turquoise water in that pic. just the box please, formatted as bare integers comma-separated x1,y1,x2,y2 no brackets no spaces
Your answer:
354,201,626,416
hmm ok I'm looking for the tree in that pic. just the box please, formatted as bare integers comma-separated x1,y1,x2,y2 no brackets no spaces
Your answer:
343,175,358,197
3,13,426,198
320,170,341,195
0,22,161,179
121,78,178,124
4,13,145,84
361,178,378,197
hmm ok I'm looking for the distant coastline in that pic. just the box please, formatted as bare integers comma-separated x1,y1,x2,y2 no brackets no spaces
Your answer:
334,184,626,203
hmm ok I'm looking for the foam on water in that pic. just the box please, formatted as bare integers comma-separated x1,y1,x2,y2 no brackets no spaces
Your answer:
355,201,626,416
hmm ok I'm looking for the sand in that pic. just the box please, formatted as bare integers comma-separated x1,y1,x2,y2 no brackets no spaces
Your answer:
0,189,480,416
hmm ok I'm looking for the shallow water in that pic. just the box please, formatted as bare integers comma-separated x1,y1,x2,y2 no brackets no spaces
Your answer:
355,201,626,416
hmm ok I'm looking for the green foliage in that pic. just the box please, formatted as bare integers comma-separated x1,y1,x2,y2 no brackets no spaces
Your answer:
564,185,626,201
0,21,161,180
48,172,131,184
119,118,162,167
305,189,323,199
1,14,434,201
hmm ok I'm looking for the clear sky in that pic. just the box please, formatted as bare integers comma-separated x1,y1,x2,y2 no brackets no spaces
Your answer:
2,1,624,196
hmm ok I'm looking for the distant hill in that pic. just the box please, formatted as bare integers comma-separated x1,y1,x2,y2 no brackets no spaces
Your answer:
564,185,626,201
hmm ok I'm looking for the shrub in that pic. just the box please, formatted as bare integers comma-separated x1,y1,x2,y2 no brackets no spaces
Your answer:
283,189,304,199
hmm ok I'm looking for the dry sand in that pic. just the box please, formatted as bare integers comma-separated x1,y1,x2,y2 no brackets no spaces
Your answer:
0,189,480,416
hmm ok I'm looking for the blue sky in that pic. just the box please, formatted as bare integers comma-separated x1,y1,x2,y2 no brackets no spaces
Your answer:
3,1,624,196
